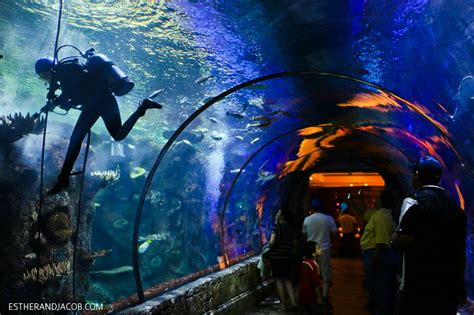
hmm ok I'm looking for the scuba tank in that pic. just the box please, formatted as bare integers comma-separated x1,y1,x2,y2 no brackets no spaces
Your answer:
85,50,134,96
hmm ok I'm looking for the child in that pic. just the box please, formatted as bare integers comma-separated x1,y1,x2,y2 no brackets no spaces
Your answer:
299,241,323,313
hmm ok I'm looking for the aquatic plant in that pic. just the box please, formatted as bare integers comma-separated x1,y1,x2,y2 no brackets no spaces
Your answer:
22,261,71,284
0,112,45,144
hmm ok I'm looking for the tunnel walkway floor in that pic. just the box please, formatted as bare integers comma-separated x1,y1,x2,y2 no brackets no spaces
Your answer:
246,257,370,315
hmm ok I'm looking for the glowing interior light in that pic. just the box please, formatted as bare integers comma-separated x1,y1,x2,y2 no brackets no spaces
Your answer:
454,181,465,211
337,90,404,112
217,256,226,270
339,233,344,238
350,183,354,187
364,183,368,186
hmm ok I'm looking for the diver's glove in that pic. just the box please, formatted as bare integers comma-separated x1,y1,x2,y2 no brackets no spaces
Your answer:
47,90,56,101
59,100,74,111
39,100,56,113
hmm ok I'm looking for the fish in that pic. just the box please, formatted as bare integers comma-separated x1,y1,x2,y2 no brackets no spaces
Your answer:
250,137,260,144
257,170,276,184
130,166,146,179
163,130,204,143
226,111,246,119
191,127,209,134
269,109,293,117
234,135,244,141
245,121,271,129
138,240,153,253
24,253,37,259
210,132,223,140
182,139,193,146
186,182,198,192
252,115,273,122
195,74,214,84
207,116,219,123
148,88,164,99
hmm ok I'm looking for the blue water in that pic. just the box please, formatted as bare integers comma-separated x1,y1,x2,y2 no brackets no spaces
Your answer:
0,0,473,306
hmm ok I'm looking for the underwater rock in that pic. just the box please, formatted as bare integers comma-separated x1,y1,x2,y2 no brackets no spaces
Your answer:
150,256,164,271
0,131,100,305
0,112,45,144
168,256,187,276
87,282,114,304
189,252,208,271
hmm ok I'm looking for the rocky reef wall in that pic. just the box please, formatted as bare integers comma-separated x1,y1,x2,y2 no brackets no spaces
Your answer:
0,131,102,310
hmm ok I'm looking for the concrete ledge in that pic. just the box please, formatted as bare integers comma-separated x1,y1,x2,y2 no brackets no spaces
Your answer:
204,279,274,315
119,256,271,314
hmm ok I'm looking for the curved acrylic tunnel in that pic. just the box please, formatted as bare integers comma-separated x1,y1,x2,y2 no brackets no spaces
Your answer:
131,73,473,301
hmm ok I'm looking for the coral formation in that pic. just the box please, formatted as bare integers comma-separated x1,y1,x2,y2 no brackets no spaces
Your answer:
0,112,45,144
22,261,71,284
43,209,73,246
90,168,120,184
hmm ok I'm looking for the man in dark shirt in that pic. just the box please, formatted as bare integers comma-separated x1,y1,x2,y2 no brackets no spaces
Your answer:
393,155,466,315
35,56,162,195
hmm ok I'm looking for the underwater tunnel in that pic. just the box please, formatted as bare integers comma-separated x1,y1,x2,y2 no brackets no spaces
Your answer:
129,71,471,305
0,0,473,312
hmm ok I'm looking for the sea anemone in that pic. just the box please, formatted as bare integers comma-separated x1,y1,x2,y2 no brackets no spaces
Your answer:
0,112,45,144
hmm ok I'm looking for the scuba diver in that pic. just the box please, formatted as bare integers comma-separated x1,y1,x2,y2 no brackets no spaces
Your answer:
35,49,163,195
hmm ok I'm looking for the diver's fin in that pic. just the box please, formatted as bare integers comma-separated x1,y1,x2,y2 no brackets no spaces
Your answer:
138,99,163,116
46,176,70,195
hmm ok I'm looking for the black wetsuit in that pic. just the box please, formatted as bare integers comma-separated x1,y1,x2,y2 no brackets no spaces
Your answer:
51,59,143,183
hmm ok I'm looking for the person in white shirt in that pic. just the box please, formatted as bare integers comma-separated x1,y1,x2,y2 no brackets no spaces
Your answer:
302,198,337,306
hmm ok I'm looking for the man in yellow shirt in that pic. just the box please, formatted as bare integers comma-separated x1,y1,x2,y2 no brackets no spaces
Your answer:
360,190,399,315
